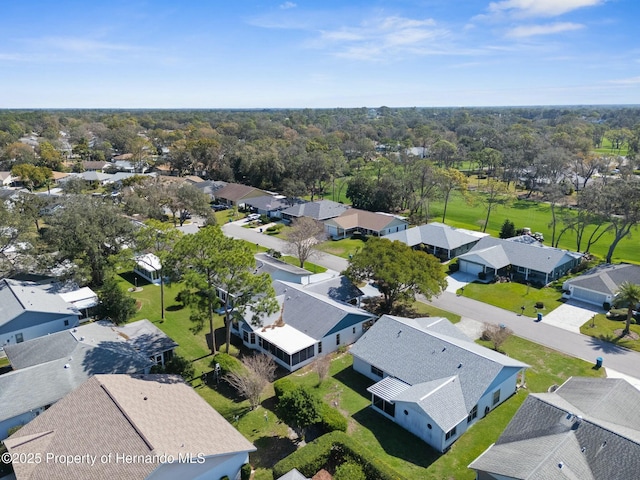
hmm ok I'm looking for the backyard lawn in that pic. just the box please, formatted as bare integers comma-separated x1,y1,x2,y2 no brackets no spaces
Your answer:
315,237,366,259
460,280,565,317
116,269,606,479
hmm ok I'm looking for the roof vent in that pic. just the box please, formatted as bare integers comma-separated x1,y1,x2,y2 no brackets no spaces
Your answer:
79,336,85,341
581,446,586,453
397,330,402,337
64,364,70,369
558,462,563,469
442,346,446,352
458,363,462,368
144,396,148,401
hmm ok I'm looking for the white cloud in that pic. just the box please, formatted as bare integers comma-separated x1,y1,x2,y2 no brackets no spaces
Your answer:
487,0,605,18
42,37,134,54
279,2,296,9
315,15,451,61
507,22,584,37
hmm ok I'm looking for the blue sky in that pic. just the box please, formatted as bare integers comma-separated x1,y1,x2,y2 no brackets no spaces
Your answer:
1,0,638,108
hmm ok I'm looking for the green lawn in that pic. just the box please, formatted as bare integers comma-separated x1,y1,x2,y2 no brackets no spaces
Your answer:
460,280,565,316
315,237,366,259
412,300,462,323
594,137,629,157
580,313,640,352
115,269,605,480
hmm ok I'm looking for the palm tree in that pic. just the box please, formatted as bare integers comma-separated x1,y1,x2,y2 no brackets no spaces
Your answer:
615,281,640,335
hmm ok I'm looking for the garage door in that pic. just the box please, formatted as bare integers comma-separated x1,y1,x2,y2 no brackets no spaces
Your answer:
572,287,606,307
459,261,484,276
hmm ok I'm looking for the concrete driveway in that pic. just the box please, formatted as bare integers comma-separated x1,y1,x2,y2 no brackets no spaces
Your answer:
539,300,603,333
444,272,477,293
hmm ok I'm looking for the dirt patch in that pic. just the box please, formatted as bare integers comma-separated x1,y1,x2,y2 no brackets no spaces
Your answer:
614,329,640,340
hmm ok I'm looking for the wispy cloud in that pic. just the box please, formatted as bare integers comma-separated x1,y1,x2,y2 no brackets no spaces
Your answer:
487,0,606,18
279,2,296,9
507,22,584,37
313,15,452,61
608,76,640,85
42,36,135,54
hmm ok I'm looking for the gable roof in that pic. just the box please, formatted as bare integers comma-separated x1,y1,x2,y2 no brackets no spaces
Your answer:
214,182,264,202
4,374,255,480
385,222,488,249
245,281,375,344
303,276,364,304
469,377,640,479
325,209,408,233
564,263,640,295
458,235,582,273
0,320,175,424
351,315,528,430
281,200,349,221
193,179,228,196
243,195,293,211
0,278,79,330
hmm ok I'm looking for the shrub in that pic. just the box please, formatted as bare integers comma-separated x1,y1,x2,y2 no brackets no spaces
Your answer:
318,402,347,433
273,377,297,399
535,301,544,309
478,271,487,280
240,463,252,480
213,352,243,375
266,225,278,233
334,462,365,480
603,302,611,311
272,431,401,480
448,262,459,273
607,308,628,320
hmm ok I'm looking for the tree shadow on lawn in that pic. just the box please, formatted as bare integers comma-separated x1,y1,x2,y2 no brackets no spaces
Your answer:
352,408,439,468
118,271,151,287
586,335,634,354
332,366,374,401
250,435,298,470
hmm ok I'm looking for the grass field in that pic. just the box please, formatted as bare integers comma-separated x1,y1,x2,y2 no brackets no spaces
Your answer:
580,313,640,352
461,281,565,316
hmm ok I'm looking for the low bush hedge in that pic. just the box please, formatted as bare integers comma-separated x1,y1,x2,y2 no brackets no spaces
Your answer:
272,431,404,480
240,463,252,480
318,402,347,433
212,353,243,375
273,377,297,399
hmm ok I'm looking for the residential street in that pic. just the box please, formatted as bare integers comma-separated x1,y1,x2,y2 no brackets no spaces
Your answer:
222,220,640,383
427,291,640,382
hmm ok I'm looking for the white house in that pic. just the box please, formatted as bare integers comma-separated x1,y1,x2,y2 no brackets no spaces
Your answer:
234,280,376,372
135,252,163,285
350,315,529,453
4,374,256,480
0,278,86,349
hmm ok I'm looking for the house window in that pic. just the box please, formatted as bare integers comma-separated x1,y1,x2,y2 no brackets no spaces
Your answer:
352,327,356,334
336,333,341,345
243,331,249,342
371,365,383,377
445,426,457,440
250,333,255,344
362,319,374,332
467,405,478,423
493,390,501,406
318,342,322,354
64,319,69,326
517,266,526,274
15,333,24,343
372,394,395,417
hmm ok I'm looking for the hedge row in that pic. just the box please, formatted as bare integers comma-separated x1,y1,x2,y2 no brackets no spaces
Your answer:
272,431,404,480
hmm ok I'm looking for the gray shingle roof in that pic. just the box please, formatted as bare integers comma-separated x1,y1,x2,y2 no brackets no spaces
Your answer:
243,195,294,211
0,320,176,424
303,276,364,304
564,263,640,295
351,315,528,416
277,468,309,480
5,374,255,480
469,377,640,479
385,222,487,249
246,281,375,340
458,236,582,273
281,200,349,221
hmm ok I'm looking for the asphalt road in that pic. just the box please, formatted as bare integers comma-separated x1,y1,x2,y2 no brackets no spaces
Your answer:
427,291,640,379
222,220,640,379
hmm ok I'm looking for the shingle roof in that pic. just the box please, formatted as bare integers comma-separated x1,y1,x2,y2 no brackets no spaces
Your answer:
193,179,228,196
0,320,175,424
246,281,375,341
469,377,640,479
564,263,640,295
281,200,349,221
351,315,528,424
243,195,293,211
4,374,256,480
458,236,582,273
0,279,78,330
325,209,408,233
304,276,364,304
385,222,488,249
214,182,264,202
